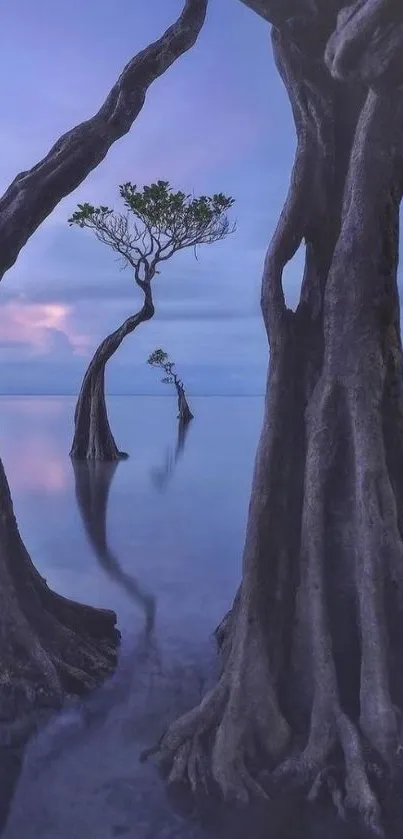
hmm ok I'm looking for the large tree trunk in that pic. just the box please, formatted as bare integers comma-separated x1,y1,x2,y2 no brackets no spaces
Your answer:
146,2,403,832
71,300,154,460
0,456,119,741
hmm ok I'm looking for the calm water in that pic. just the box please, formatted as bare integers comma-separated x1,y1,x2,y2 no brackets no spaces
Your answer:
0,395,264,839
0,395,263,642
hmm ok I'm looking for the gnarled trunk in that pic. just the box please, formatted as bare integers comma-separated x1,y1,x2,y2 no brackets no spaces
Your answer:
71,299,154,460
175,382,194,425
146,3,403,832
0,456,119,742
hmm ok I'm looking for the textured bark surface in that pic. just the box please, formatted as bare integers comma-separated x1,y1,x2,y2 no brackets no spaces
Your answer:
71,295,154,460
0,0,207,283
72,458,156,633
147,1,403,833
0,457,119,741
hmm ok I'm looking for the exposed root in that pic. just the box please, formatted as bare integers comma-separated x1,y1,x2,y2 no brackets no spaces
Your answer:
337,712,384,836
307,766,346,820
144,619,291,804
261,704,388,836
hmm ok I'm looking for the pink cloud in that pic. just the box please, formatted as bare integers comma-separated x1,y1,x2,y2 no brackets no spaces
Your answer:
0,298,90,357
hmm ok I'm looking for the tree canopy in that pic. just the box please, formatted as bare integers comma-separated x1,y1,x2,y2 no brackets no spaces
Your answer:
68,180,235,284
148,348,179,386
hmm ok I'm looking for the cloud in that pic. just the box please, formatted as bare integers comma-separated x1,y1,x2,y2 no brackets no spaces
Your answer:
0,299,89,358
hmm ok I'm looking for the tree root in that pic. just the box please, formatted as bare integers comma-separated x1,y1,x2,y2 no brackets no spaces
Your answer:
144,665,396,836
143,622,291,804
143,377,403,837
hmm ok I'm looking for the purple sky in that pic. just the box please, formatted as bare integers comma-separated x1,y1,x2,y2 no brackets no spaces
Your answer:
0,0,304,395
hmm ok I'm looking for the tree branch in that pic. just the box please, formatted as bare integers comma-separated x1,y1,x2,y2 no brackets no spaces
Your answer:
0,0,208,282
261,27,322,345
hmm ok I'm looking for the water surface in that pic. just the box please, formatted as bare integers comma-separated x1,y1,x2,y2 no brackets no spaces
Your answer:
0,395,264,839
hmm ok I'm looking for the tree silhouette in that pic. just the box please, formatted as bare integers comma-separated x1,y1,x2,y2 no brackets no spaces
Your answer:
148,348,194,426
69,182,234,460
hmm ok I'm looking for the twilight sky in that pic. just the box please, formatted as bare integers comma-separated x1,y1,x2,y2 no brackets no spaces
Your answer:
0,0,305,395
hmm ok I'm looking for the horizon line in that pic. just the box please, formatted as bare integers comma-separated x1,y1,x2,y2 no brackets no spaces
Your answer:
0,392,265,398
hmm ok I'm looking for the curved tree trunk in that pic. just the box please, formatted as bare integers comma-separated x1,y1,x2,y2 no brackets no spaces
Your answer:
146,3,403,832
0,456,119,741
71,297,154,460
72,459,156,634
175,381,194,425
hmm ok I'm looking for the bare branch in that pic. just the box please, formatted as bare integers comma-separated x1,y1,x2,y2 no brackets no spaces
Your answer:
0,0,208,282
260,27,326,345
69,181,235,286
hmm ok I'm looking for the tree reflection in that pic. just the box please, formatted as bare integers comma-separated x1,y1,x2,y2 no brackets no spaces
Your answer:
150,419,191,492
72,460,156,634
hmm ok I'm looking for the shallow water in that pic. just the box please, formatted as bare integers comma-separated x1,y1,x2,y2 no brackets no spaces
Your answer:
1,396,400,839
0,395,264,838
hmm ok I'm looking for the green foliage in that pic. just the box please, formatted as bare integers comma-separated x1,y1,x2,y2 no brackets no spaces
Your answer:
119,180,234,231
68,180,235,283
148,348,169,367
68,203,112,227
147,348,178,387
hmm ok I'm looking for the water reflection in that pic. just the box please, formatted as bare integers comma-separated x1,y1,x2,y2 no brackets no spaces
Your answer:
72,460,156,634
0,398,374,839
151,419,191,492
0,396,264,838
0,447,119,837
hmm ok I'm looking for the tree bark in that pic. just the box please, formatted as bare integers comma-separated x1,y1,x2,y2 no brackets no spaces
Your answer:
146,2,403,832
71,297,154,460
0,456,119,740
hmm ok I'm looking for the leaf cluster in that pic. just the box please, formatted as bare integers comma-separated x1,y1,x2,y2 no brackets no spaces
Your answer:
68,180,235,284
148,348,178,387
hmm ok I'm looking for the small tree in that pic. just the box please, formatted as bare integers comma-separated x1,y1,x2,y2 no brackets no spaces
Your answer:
148,348,194,425
69,181,234,460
